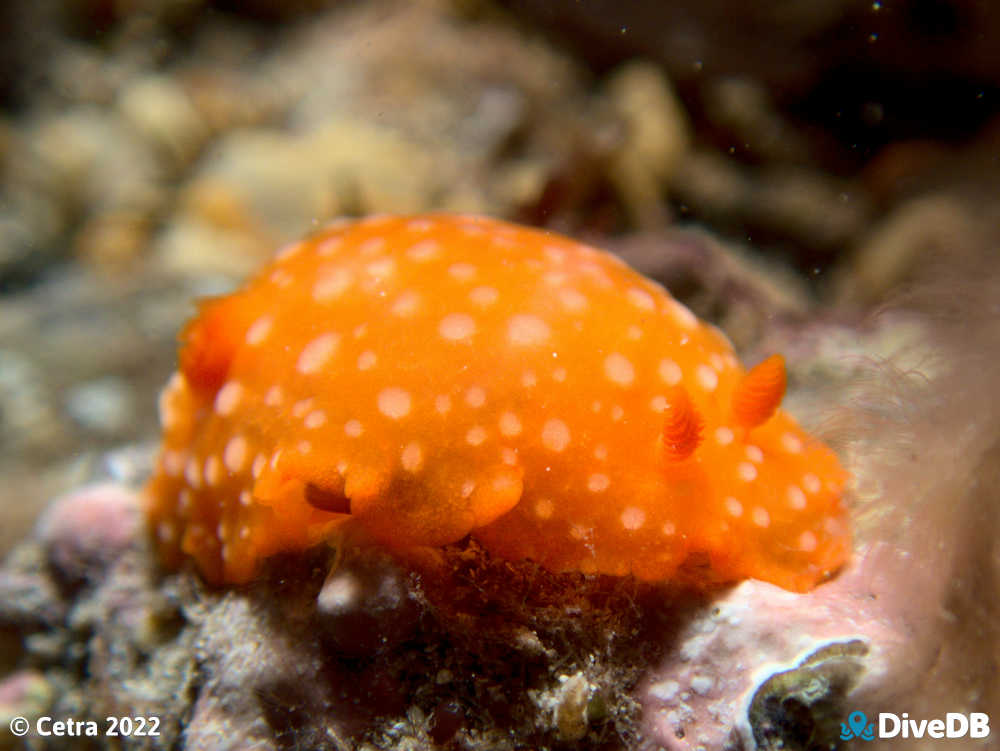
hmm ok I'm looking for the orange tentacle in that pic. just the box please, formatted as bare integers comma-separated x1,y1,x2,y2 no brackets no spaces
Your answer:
731,354,786,430
661,386,703,461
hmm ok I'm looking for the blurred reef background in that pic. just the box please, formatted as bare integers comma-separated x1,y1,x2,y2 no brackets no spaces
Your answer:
2,0,1000,557
1,1,999,749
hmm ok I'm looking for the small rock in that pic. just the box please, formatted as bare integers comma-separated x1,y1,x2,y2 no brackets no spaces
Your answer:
316,550,419,656
553,672,592,742
0,349,65,455
64,376,134,437
429,699,464,745
701,76,811,163
73,208,152,270
836,194,983,305
117,74,210,170
25,109,164,217
36,484,143,588
605,61,691,227
0,670,53,747
0,547,67,630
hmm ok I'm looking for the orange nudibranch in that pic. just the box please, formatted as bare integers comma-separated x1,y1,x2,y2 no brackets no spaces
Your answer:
146,214,850,591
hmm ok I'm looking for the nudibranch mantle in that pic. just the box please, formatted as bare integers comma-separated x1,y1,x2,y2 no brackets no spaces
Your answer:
147,214,849,590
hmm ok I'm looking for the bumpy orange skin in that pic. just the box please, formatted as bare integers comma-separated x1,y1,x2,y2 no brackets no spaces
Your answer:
146,214,850,590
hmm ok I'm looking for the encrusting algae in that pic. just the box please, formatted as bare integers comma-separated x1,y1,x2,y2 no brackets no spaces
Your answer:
146,214,849,590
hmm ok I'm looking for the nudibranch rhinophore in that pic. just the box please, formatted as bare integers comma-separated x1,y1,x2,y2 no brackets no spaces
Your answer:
146,214,849,591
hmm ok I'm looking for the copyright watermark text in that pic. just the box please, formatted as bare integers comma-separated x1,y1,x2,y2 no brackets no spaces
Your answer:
9,716,161,738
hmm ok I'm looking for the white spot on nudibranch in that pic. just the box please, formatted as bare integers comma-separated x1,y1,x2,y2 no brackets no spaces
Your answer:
787,485,807,510
448,263,477,281
696,364,719,391
401,442,423,472
317,236,343,256
751,507,770,528
465,386,486,408
724,497,743,517
184,457,201,488
738,462,758,482
782,432,804,454
313,268,353,302
357,350,377,371
245,315,273,346
798,531,818,552
543,273,568,290
344,419,363,437
604,353,635,386
406,240,440,261
364,257,395,281
507,315,550,346
406,218,434,233
669,301,699,329
469,286,499,306
802,473,821,494
204,455,223,486
658,359,682,386
587,473,610,492
499,412,522,437
377,388,412,419
542,245,567,264
626,287,656,311
223,436,248,473
359,236,386,256
291,398,314,418
466,426,487,446
269,269,294,288
297,333,340,374
264,386,283,407
304,410,327,429
558,288,589,313
215,381,242,416
391,291,421,317
439,313,477,342
534,498,554,519
621,507,646,530
541,419,571,452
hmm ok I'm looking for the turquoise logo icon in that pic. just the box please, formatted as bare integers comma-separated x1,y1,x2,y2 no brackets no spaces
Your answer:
841,711,876,741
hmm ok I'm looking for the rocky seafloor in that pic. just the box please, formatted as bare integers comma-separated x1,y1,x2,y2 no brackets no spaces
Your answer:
2,251,999,750
2,0,1000,749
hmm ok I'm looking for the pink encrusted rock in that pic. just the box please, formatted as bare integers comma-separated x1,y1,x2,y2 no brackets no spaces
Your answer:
36,483,142,586
636,563,901,750
638,263,1000,750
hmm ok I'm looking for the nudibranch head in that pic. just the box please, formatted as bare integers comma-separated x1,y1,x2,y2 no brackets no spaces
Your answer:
146,214,850,591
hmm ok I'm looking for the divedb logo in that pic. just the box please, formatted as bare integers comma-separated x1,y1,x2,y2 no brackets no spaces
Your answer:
840,710,990,742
